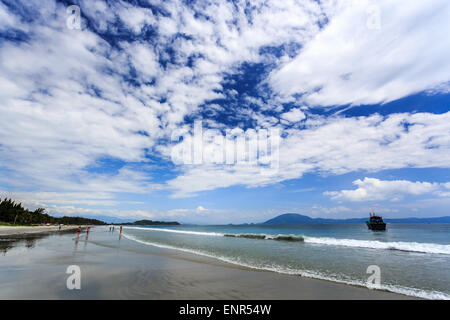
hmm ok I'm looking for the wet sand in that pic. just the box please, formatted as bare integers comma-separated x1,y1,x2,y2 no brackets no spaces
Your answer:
0,227,417,299
0,225,83,237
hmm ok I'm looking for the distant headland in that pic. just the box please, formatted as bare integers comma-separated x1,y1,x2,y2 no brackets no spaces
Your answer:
263,213,450,225
0,198,181,227
0,198,106,226
113,219,180,226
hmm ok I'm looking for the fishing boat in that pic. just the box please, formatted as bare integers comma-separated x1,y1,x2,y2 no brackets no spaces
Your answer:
366,213,386,231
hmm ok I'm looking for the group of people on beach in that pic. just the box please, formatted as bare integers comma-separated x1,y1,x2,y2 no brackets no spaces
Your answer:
109,226,123,240
76,226,90,234
108,226,123,233
73,225,123,242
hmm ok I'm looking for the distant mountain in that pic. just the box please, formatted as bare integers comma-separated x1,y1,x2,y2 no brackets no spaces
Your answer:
263,213,450,225
116,219,180,226
72,215,134,224
264,214,316,224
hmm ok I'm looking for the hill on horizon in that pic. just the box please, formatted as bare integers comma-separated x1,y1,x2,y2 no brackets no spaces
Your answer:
263,213,450,225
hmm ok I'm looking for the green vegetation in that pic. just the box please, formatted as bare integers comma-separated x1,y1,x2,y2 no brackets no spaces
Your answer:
0,198,106,225
0,221,17,226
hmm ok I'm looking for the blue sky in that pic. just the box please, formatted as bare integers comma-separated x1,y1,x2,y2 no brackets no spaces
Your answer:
0,0,449,224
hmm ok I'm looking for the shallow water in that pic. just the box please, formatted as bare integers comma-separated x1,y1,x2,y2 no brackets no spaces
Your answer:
123,224,450,300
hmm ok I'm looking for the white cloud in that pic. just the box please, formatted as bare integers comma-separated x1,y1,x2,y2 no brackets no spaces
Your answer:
121,41,160,81
117,4,154,34
0,190,127,207
0,0,325,199
280,108,306,123
269,0,450,106
167,111,450,198
325,177,447,202
0,2,19,30
196,205,208,213
1,0,450,219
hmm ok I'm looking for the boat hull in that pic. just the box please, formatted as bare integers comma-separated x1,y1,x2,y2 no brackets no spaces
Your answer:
367,223,386,231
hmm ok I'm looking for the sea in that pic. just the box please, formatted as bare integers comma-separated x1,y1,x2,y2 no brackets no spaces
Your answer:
121,223,450,300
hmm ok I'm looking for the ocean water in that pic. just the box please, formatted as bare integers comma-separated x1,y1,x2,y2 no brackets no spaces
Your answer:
122,224,450,300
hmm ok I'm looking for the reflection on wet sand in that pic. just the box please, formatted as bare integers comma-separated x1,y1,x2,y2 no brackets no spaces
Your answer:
0,229,80,255
0,227,416,300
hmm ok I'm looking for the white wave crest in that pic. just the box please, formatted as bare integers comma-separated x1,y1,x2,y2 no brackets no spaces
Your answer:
124,226,450,255
125,227,304,242
303,236,450,255
121,233,450,300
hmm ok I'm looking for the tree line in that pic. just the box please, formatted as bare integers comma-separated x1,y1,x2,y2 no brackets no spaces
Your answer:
0,198,106,225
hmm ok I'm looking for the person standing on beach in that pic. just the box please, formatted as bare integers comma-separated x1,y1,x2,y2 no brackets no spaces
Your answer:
76,226,81,241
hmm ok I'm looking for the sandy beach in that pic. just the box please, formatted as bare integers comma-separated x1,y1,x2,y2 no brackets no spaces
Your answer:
0,225,83,237
0,226,417,299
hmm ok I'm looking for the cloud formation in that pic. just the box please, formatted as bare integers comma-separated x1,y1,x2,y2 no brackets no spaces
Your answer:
168,111,450,197
270,0,450,106
325,177,449,202
0,0,449,219
0,0,323,194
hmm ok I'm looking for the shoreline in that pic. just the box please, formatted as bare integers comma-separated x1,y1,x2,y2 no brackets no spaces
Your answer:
0,225,87,237
120,234,422,300
0,227,419,299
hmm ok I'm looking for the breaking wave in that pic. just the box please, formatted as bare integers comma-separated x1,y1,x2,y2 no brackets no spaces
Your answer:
302,236,450,255
123,227,450,255
224,233,304,242
121,232,450,300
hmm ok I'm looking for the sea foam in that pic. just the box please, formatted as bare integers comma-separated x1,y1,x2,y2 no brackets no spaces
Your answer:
124,226,450,255
302,236,450,255
121,232,450,300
